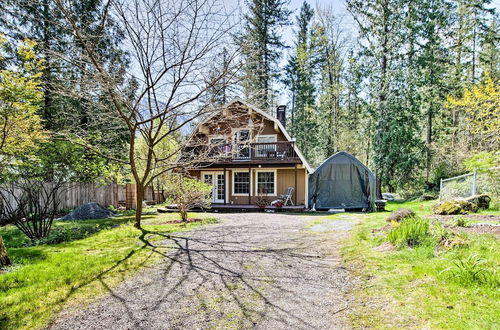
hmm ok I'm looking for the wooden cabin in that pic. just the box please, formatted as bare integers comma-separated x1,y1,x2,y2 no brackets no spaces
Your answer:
182,98,312,211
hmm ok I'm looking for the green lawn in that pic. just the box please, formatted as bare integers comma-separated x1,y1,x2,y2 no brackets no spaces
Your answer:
341,200,499,329
0,211,217,330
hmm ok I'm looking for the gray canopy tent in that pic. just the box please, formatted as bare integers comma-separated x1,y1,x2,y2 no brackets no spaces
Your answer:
308,152,377,211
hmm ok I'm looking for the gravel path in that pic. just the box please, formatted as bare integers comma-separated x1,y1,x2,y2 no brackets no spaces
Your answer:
49,213,358,330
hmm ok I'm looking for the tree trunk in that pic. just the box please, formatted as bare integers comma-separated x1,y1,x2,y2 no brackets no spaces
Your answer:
180,207,188,222
0,236,11,267
134,183,144,229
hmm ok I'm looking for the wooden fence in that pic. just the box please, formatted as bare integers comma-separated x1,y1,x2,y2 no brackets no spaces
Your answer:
0,182,165,213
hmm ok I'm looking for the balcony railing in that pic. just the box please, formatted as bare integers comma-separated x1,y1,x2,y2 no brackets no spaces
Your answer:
208,141,299,162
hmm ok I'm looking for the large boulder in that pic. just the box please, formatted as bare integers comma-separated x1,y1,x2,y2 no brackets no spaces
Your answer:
433,199,479,215
386,208,415,223
464,194,491,209
60,202,115,221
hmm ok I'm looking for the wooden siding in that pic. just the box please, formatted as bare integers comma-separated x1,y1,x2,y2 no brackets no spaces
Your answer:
190,167,307,206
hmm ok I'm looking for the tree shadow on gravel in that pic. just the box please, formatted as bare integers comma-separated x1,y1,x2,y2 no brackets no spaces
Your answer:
50,218,351,329
96,224,349,329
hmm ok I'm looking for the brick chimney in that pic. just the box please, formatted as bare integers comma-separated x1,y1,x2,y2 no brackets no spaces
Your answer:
276,105,286,128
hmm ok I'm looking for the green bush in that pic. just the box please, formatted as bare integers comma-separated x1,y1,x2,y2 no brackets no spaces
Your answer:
453,216,469,227
443,254,499,288
388,217,430,248
25,224,103,246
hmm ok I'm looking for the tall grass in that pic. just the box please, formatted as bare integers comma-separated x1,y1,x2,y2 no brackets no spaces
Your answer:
443,254,499,288
388,217,430,248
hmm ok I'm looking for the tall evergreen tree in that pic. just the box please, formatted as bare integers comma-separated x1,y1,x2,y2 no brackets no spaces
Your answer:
316,6,348,158
411,0,452,183
1,0,130,181
479,16,500,80
240,0,291,111
285,1,321,163
347,0,424,191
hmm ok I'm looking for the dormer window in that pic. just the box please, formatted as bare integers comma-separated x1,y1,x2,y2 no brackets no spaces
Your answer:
233,129,251,159
234,129,250,142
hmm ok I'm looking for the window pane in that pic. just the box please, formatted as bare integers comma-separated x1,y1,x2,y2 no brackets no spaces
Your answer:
257,172,275,194
234,172,250,194
238,130,250,141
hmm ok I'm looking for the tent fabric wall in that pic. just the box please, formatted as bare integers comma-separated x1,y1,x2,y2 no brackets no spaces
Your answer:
308,152,376,211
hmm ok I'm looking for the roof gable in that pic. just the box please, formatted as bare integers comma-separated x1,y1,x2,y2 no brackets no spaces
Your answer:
190,98,312,173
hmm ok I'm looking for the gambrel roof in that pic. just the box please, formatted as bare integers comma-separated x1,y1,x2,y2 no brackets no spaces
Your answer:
189,97,312,173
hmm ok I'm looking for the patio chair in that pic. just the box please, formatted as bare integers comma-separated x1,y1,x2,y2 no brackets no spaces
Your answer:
280,187,294,206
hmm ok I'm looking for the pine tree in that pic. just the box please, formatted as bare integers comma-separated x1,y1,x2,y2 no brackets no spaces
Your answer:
316,6,348,158
285,1,321,163
411,0,452,183
479,17,500,80
240,0,291,111
347,0,424,191
1,0,130,181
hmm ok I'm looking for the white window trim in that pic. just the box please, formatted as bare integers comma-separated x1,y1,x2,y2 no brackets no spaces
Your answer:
256,134,278,157
256,134,277,142
232,128,252,142
201,171,228,203
255,169,277,196
232,170,252,196
208,135,226,144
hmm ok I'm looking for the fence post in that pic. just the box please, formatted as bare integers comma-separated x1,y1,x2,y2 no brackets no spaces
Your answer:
439,178,443,202
471,170,477,196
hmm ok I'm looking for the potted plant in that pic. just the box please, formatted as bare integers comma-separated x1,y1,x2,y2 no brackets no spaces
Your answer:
255,195,268,209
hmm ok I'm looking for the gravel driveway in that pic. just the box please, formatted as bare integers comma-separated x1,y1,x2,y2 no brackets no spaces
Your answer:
49,213,358,330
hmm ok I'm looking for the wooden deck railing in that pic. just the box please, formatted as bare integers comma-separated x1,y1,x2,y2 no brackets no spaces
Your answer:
208,141,299,162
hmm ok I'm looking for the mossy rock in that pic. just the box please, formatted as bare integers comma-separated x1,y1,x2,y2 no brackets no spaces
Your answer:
386,208,415,222
433,200,479,215
464,194,491,209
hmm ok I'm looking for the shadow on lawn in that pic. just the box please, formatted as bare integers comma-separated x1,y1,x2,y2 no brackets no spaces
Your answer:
50,218,349,329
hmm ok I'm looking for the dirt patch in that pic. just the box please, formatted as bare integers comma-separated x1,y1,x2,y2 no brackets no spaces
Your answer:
372,242,395,252
372,224,392,233
159,218,203,224
426,214,500,223
459,224,500,237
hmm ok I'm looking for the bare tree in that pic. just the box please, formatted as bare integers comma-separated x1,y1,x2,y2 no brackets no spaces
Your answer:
0,178,64,241
51,0,240,228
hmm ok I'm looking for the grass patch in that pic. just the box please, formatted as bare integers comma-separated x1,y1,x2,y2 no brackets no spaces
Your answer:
388,217,430,248
0,212,217,329
342,200,500,329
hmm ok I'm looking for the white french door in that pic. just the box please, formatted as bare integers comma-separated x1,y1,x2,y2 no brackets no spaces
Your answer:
202,172,226,203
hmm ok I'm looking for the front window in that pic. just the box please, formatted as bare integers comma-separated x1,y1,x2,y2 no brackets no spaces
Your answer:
233,171,250,195
256,171,275,195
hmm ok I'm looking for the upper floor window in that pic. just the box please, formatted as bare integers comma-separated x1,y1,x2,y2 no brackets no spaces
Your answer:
234,129,250,143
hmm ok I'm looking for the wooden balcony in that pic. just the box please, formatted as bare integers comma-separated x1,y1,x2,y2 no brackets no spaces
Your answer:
184,141,301,166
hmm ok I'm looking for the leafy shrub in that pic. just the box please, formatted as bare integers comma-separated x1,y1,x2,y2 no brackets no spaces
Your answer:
386,208,415,223
25,224,102,246
388,217,430,248
443,254,499,288
453,216,469,227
